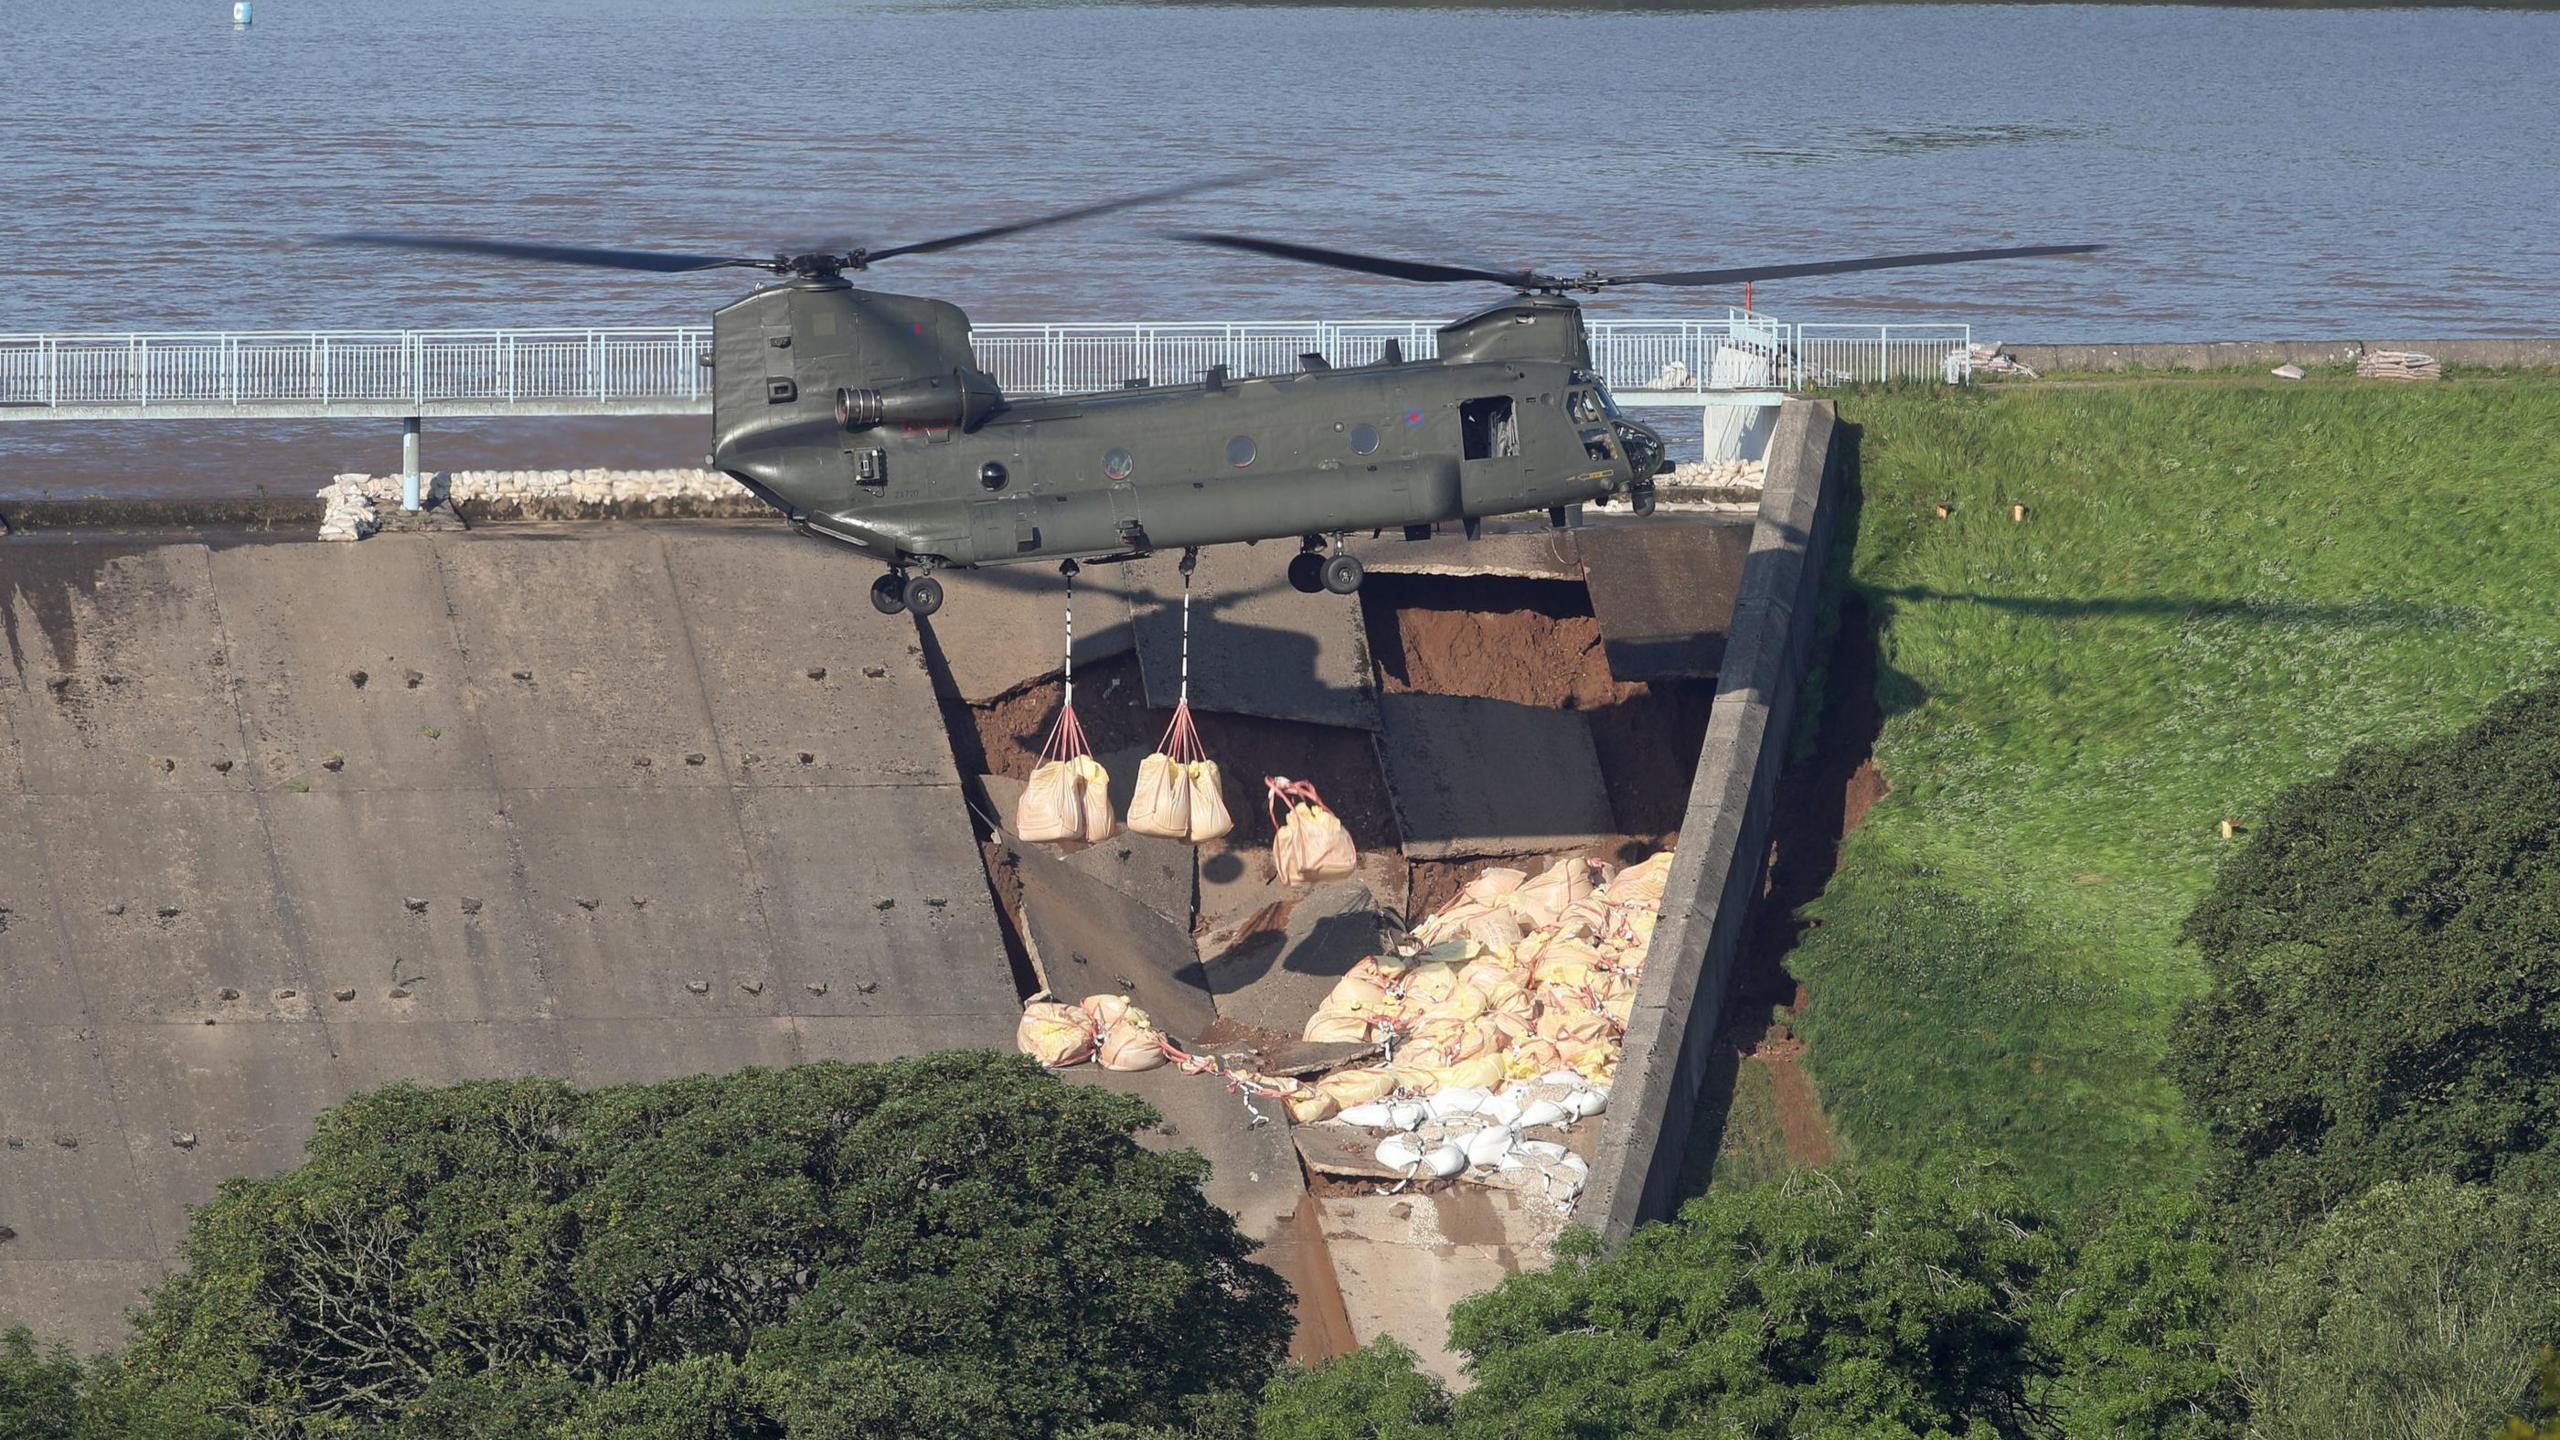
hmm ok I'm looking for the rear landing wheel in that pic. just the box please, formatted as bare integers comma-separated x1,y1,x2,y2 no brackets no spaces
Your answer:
1287,551,1325,594
903,575,945,617
1320,553,1365,595
870,573,908,616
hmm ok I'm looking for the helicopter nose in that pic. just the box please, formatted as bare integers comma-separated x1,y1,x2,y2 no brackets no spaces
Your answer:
1614,420,1668,479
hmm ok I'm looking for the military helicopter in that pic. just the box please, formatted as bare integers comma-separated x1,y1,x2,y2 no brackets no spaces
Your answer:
336,189,2097,617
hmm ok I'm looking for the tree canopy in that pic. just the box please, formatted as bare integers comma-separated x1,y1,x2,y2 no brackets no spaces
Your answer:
2170,674,2560,1244
65,1052,1289,1438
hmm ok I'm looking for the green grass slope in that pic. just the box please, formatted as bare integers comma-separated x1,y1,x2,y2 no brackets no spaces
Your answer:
1789,379,2560,1210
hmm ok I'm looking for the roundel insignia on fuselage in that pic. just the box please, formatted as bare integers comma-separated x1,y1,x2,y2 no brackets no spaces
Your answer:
1403,408,1425,427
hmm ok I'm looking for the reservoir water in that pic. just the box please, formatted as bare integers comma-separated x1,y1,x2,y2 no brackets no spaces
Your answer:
2,0,2555,496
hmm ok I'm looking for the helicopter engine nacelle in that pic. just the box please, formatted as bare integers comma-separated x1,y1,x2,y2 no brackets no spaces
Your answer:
836,370,1002,434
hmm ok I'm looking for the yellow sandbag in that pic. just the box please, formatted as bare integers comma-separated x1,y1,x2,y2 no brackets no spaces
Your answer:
1604,851,1675,908
1080,994,1135,1031
1096,1014,1167,1071
1508,858,1596,930
1395,962,1465,1010
1013,759,1086,843
1408,1017,1501,1067
1388,1064,1442,1096
1504,1038,1566,1078
1538,1007,1617,1046
1186,760,1235,843
1269,779,1357,886
1070,754,1118,843
1282,1085,1337,1125
1125,753,1191,839
1301,1008,1375,1045
1317,1068,1398,1108
1414,983,1489,1025
1425,1053,1507,1093
1461,866,1529,906
1530,939,1608,986
1015,1002,1098,1067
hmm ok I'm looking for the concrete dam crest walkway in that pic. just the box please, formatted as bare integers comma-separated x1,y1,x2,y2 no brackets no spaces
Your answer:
0,522,1023,1348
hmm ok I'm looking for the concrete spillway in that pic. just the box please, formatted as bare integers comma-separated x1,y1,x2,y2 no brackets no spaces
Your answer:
0,522,1023,1348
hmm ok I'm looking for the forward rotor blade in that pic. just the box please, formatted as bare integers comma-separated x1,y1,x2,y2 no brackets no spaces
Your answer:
1170,232,1536,286
865,173,1270,262
1614,243,2104,288
323,233,760,273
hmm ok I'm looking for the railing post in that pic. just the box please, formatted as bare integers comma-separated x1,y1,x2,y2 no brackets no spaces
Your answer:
401,416,423,512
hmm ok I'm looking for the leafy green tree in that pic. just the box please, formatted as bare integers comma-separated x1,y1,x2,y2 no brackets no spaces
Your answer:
2221,1177,2560,1440
1,1327,82,1440
86,1052,1289,1437
2171,676,2560,1245
1444,1157,2067,1439
1253,1339,1452,1440
2033,1194,2237,1440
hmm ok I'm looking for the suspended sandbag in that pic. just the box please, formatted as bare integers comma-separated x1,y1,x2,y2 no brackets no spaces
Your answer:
1015,562,1119,845
1128,752,1191,840
1016,1002,1099,1068
1267,776,1358,886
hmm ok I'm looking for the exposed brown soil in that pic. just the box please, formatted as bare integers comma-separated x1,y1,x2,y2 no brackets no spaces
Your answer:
1713,590,1891,1169
1266,1192,1360,1362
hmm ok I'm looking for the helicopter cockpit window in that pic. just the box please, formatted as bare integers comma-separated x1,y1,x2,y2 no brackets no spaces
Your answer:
1227,435,1257,468
1595,385,1625,419
1103,448,1135,481
1459,397,1518,462
1348,423,1380,456
1566,390,1601,424
1581,428,1617,461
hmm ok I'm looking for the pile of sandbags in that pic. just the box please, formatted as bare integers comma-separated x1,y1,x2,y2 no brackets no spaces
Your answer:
1298,852,1671,1097
1338,1073,1607,1202
1014,994,1170,1073
2357,348,2442,381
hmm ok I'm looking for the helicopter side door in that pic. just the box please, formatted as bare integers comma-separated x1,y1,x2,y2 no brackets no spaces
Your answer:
1456,391,1535,516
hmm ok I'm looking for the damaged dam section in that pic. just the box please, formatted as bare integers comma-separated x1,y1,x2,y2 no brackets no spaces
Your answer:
0,400,1839,1366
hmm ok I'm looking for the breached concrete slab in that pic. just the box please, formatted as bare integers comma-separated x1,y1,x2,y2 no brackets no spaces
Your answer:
917,565,1137,704
1066,1066,1307,1241
1199,878,1387,1037
1353,528,1586,581
1006,830,1219,1040
981,769,1196,929
1120,548,1383,731
1579,525,1750,681
1376,693,1616,860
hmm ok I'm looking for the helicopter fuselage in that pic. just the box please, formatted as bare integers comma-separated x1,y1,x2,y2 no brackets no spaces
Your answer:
709,279,1667,572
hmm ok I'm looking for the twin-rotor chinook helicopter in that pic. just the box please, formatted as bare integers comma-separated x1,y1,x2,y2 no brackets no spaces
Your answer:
338,185,2097,617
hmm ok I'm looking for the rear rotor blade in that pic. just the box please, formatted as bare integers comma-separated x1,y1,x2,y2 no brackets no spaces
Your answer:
1170,232,1537,286
865,173,1271,262
325,233,760,273
1614,243,2104,288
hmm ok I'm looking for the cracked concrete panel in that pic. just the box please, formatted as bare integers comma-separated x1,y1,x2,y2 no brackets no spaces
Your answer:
432,532,724,790
664,531,957,787
1578,523,1751,681
1351,527,1587,580
1320,1189,1557,1387
1009,832,1218,1040
330,1020,574,1093
982,768,1196,930
916,565,1136,704
99,1018,350,1255
3,543,260,797
0,1260,166,1355
263,790,552,1024
1376,693,1615,861
1121,548,1382,731
504,788,777,1021
1066,1065,1307,1241
1200,879,1386,1036
31,791,304,1022
0,1026,159,1268
206,538,490,793
735,784,1022,1026
548,1017,805,1088
0,800,81,1026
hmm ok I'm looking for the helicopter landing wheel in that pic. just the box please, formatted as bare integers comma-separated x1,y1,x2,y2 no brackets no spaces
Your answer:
870,572,908,616
1319,553,1365,596
1286,551,1325,595
903,575,945,618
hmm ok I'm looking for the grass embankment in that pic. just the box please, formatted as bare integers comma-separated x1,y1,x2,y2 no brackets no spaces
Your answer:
1781,379,2560,1211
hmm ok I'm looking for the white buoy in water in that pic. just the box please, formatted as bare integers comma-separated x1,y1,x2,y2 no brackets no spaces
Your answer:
233,1,251,25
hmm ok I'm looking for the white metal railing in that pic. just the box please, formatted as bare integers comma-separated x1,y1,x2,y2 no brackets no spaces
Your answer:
0,314,1970,414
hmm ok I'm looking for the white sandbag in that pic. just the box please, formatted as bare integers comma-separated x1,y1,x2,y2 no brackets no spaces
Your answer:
1186,760,1235,843
1562,1087,1609,1120
1514,1139,1569,1163
1337,1101,1398,1130
1516,1098,1571,1131
1124,752,1191,839
1464,1126,1518,1168
1421,1142,1469,1178
1384,1099,1431,1132
1428,1087,1492,1120
1376,1132,1425,1172
1481,1087,1527,1127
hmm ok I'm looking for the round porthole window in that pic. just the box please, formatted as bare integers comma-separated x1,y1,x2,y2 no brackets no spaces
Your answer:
979,461,1008,491
1226,435,1257,468
1102,447,1134,481
1348,423,1380,456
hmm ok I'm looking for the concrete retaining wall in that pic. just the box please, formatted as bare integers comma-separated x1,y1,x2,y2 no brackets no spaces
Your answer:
0,522,1025,1348
2002,338,2560,373
1581,399,1841,1242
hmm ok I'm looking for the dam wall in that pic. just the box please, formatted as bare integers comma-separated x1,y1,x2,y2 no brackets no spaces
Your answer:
0,523,1024,1348
1581,399,1842,1241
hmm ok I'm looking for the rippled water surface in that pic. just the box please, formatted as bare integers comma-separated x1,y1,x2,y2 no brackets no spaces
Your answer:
2,1,2556,493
